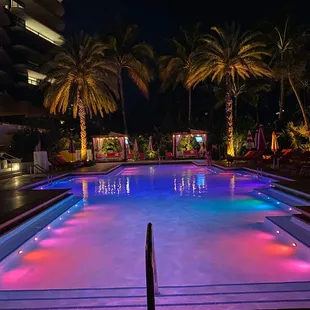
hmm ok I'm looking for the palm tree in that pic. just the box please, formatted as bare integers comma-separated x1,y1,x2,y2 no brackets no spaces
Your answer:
271,19,309,128
188,23,272,156
42,33,119,161
159,24,200,127
107,25,154,135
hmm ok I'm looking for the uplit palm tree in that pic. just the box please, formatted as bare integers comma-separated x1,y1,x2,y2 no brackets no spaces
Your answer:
159,24,200,127
42,34,119,161
188,23,272,156
108,25,154,135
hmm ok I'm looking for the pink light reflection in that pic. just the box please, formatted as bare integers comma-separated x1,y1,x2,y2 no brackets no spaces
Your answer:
1,268,30,284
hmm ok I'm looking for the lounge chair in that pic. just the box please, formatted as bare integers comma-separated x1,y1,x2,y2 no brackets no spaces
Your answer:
165,152,173,159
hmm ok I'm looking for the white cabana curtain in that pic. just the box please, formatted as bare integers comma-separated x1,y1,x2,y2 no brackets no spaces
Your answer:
97,138,103,152
118,137,125,159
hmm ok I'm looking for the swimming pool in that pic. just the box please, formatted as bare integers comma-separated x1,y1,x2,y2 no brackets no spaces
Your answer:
1,164,310,290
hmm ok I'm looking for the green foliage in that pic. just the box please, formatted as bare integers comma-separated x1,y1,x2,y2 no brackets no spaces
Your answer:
102,139,122,153
177,135,198,151
286,122,310,150
146,150,157,159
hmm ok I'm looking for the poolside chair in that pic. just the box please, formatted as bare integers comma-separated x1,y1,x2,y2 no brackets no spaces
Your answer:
165,152,173,160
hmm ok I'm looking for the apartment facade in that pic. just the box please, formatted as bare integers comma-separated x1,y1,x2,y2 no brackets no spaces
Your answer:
0,0,64,118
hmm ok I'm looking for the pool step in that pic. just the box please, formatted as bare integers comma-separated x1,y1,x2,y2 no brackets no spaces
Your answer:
1,281,310,309
254,187,310,208
0,195,83,262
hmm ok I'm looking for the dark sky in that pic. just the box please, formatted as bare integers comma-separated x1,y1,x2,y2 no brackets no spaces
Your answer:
61,0,308,133
63,0,307,44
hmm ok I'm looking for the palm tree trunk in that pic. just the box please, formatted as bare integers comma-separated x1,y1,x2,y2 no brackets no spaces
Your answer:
188,87,192,127
225,77,234,157
78,93,87,161
119,72,128,135
279,76,284,119
288,75,309,129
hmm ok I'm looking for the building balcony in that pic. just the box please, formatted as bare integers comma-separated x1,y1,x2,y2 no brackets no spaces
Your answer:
8,6,64,46
24,0,65,33
0,27,11,46
0,5,11,26
10,17,57,52
33,0,64,17
11,44,47,67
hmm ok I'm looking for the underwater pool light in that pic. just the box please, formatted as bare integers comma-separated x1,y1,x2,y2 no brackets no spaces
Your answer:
18,250,23,254
34,237,38,241
276,201,280,205
59,218,62,220
292,242,297,247
289,207,293,211
276,230,280,234
47,226,51,230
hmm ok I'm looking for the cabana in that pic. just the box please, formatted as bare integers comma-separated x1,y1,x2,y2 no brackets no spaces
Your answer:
172,129,208,159
92,132,129,161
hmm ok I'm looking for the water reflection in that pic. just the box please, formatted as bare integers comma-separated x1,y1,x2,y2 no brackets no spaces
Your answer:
173,174,207,196
96,177,131,195
82,180,88,202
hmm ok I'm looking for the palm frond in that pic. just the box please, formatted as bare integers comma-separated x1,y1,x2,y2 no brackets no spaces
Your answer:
43,32,119,118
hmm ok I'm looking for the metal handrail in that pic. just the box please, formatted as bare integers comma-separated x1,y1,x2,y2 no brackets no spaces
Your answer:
31,164,52,184
145,222,159,310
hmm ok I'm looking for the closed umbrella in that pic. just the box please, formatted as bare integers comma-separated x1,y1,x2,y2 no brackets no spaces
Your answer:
133,139,139,153
68,138,76,161
257,125,266,151
271,131,279,168
148,136,154,152
246,131,255,150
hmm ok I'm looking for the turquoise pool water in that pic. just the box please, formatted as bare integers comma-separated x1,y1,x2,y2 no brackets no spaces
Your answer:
1,164,310,290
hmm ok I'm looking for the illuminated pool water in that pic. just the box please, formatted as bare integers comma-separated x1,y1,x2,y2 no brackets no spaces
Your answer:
1,164,310,290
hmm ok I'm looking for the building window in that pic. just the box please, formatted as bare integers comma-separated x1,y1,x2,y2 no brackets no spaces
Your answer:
28,77,40,86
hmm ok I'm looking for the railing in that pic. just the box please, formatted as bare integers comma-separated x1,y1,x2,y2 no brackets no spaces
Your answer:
145,222,159,310
0,153,21,172
10,14,59,46
30,164,52,184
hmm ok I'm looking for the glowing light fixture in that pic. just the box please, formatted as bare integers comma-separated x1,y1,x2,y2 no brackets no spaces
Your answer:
18,250,23,254
292,242,297,247
34,237,38,241
47,226,51,230
258,192,261,195
67,211,70,213
276,201,280,204
289,207,293,211
59,218,62,220
276,230,280,234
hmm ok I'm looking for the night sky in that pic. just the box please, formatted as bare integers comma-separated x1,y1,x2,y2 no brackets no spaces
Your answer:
63,0,307,41
62,0,308,134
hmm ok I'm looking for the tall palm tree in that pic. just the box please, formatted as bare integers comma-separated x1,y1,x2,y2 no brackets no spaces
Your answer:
42,34,119,161
159,24,200,127
188,23,272,156
271,19,309,128
107,25,154,135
